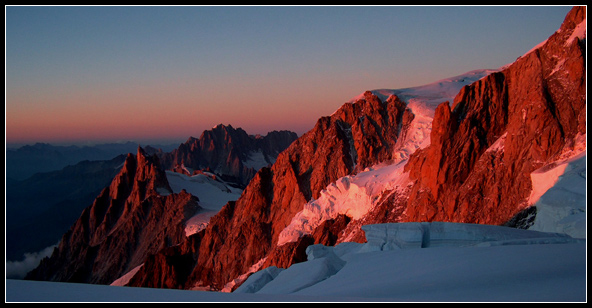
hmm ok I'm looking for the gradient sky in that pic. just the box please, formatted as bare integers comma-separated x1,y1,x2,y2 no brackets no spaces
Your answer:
5,5,574,146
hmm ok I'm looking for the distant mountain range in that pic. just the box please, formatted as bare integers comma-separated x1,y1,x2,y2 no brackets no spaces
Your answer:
6,141,177,181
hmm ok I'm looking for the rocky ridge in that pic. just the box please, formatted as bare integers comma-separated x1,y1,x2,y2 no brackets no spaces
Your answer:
335,5,586,243
403,5,586,224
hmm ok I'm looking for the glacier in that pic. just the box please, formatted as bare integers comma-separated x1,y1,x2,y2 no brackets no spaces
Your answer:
7,222,585,302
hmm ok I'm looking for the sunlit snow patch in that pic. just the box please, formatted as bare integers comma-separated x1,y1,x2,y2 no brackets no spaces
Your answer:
528,150,586,239
277,161,411,246
165,171,243,236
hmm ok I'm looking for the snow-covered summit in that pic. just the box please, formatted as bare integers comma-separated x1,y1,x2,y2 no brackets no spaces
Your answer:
358,69,499,108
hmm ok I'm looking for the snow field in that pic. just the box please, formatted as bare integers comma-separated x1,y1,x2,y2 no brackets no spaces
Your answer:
237,222,586,302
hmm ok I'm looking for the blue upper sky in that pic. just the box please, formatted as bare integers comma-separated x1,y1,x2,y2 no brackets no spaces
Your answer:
6,5,574,146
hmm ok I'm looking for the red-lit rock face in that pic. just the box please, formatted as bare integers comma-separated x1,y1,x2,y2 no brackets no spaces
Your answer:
163,90,412,290
403,6,585,225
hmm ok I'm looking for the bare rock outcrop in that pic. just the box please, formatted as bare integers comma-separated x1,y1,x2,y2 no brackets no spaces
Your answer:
126,7,585,289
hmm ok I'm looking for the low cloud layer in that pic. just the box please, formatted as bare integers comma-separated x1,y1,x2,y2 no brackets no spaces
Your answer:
6,243,58,279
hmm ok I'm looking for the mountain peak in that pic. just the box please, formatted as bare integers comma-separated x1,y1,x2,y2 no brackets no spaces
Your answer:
561,5,586,32
212,123,234,130
113,146,171,201
159,126,298,186
25,146,200,284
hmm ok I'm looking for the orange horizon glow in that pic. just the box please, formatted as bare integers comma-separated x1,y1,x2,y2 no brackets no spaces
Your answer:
5,57,353,146
5,81,330,146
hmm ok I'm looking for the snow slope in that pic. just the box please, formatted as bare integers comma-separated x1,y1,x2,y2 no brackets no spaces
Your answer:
527,151,587,238
278,160,412,246
7,222,585,302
